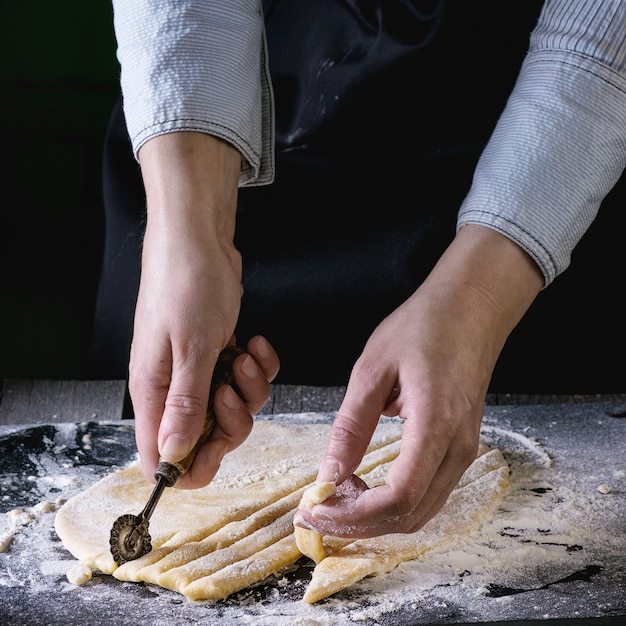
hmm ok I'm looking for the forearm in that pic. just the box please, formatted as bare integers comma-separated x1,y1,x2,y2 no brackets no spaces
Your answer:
458,0,626,284
138,132,242,254
112,0,274,185
129,132,248,481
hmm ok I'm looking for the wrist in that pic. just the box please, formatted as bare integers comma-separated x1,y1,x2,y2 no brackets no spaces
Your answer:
138,131,241,240
421,224,543,366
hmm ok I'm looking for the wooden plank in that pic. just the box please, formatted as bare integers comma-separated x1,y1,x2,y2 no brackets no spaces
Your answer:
0,381,348,425
3,378,625,427
486,392,626,405
265,385,346,415
268,389,626,413
0,379,128,425
271,389,626,412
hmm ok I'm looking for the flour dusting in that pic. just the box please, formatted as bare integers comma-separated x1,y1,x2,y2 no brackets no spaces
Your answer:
0,411,624,625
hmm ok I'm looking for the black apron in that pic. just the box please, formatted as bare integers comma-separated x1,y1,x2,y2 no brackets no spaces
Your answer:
91,1,545,385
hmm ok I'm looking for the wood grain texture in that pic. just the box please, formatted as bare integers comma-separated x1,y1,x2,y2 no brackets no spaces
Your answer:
2,378,626,426
0,379,128,425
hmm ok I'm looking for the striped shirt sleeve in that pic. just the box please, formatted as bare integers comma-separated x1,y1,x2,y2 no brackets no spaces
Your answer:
457,0,626,285
112,0,275,187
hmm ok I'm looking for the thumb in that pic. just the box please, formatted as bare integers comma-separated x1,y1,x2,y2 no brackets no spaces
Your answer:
158,360,216,463
158,393,210,463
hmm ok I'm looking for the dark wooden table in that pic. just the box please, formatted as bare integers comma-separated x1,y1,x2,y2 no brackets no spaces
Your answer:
0,379,348,424
0,379,626,424
2,378,626,425
1,379,625,626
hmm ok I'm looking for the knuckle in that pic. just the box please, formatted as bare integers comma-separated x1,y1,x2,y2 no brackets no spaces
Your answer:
457,436,480,465
389,491,417,519
128,365,170,403
164,393,206,425
328,415,362,447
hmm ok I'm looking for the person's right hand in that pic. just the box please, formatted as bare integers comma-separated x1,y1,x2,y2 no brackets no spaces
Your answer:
128,132,280,489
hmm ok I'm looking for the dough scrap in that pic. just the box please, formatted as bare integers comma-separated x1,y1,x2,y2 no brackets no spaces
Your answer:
54,420,509,605
294,481,336,564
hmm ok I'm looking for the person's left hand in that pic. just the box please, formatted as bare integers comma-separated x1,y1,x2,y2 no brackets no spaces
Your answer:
294,224,543,538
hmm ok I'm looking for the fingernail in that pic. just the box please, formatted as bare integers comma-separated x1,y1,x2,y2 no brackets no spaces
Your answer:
317,459,340,484
255,336,270,359
310,506,332,521
292,511,311,529
241,355,258,379
160,433,192,462
222,385,242,409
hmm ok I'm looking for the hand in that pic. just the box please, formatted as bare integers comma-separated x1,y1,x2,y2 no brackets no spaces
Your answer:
294,224,543,538
127,132,280,489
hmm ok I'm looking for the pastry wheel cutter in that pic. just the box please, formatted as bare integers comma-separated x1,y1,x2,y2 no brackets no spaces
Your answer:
109,344,244,565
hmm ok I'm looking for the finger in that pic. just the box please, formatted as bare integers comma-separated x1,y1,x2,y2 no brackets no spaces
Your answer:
128,344,172,483
399,464,467,533
247,335,280,383
308,416,479,537
176,384,254,489
312,393,446,527
317,364,398,484
303,453,467,538
132,393,165,483
293,473,368,529
178,338,276,487
230,336,279,415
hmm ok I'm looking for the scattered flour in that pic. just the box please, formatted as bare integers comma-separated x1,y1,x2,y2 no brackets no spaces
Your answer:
0,415,624,625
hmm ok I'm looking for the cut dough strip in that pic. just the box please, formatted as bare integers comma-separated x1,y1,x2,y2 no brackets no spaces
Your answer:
158,510,296,593
182,534,302,602
118,487,306,583
116,434,403,587
294,481,337,564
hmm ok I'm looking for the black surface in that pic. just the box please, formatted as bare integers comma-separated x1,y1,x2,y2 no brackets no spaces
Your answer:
0,405,624,625
0,422,134,512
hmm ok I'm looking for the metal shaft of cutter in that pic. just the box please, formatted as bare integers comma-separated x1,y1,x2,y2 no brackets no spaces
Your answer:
133,461,184,527
139,475,170,522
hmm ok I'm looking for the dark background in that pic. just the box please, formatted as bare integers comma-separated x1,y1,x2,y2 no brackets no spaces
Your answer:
1,1,624,394
1,0,120,379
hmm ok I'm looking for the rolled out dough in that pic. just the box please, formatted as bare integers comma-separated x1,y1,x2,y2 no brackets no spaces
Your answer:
54,420,509,604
